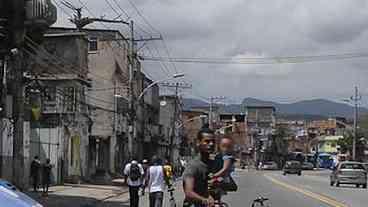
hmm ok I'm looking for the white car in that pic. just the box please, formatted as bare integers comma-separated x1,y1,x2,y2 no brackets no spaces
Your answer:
0,180,43,207
262,161,278,170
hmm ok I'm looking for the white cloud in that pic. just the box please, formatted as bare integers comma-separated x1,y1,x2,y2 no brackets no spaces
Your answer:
53,0,368,104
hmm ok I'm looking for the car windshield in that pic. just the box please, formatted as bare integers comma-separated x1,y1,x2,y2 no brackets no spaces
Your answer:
340,164,365,170
3,1,368,207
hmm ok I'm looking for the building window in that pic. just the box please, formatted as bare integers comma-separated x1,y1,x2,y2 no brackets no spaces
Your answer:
63,87,76,112
43,87,57,102
89,37,98,51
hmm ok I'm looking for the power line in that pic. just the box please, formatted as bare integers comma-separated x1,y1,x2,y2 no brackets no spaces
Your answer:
141,52,368,65
124,0,180,75
126,0,159,34
25,36,121,83
52,0,73,19
111,0,131,20
145,45,172,77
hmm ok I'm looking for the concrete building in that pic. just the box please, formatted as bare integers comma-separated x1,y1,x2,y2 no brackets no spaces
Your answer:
218,113,251,163
83,28,130,182
29,32,90,184
245,106,276,164
138,73,162,160
159,95,182,165
182,110,208,157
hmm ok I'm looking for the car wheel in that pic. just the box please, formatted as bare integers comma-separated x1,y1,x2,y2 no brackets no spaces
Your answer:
363,184,367,189
330,181,334,186
298,172,302,176
336,182,340,187
356,184,360,188
283,172,287,176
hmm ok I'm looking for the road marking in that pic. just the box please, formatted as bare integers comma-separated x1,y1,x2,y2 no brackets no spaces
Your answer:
264,175,348,207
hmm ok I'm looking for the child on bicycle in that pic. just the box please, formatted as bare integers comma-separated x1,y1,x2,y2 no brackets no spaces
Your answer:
211,137,238,201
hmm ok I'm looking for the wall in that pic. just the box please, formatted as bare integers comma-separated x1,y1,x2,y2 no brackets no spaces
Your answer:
86,30,129,174
0,118,13,180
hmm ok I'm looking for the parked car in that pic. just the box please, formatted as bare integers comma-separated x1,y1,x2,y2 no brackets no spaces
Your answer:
302,162,314,170
330,161,367,188
262,161,278,170
283,161,302,176
0,180,43,207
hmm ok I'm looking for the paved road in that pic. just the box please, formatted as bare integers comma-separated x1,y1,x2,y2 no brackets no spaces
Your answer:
264,169,368,207
54,169,366,207
222,170,331,207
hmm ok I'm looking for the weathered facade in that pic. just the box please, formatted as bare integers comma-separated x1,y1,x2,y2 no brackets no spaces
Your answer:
83,29,130,182
138,74,162,160
159,95,182,164
182,110,208,157
29,32,90,184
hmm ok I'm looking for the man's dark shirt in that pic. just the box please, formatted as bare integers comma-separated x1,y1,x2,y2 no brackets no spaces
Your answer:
183,157,213,205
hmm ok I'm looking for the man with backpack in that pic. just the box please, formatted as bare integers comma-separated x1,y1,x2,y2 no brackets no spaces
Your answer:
124,159,144,207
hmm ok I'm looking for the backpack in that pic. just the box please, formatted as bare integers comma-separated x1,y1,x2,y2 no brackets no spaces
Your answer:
129,163,141,181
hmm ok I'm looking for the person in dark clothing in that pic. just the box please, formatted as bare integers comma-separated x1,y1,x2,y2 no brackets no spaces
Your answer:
30,156,41,192
42,158,52,194
124,159,144,207
183,128,216,207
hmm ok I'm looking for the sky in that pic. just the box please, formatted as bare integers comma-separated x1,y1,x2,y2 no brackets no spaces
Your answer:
54,0,368,105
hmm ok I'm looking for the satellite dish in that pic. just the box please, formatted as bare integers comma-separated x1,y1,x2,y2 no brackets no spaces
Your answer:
160,100,167,106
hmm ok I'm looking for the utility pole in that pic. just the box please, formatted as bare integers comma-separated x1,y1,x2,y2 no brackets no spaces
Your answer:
351,86,361,161
64,1,164,160
128,20,135,159
61,1,129,31
208,96,226,129
160,82,191,162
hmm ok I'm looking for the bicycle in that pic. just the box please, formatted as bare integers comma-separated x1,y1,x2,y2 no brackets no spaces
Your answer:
251,196,270,207
167,185,177,207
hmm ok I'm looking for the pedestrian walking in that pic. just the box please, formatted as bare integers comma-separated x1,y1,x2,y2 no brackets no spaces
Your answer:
30,156,41,192
124,159,144,207
42,158,52,195
142,159,150,195
163,158,174,186
145,156,169,207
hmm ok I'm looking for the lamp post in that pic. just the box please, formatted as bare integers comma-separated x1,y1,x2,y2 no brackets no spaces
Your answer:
137,73,185,102
130,73,184,158
176,115,207,129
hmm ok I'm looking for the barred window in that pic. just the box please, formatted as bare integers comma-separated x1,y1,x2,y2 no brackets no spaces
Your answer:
63,87,76,112
89,37,98,51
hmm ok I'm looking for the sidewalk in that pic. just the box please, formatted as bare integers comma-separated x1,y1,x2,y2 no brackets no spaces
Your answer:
27,182,129,207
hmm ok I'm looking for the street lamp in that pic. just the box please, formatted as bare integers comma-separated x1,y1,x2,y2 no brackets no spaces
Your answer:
137,73,185,102
176,115,207,129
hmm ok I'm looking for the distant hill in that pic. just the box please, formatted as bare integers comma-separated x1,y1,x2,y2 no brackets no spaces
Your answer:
183,97,368,119
182,98,209,111
242,98,368,118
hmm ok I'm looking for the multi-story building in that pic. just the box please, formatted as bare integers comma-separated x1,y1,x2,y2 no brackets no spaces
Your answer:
159,95,183,165
245,106,276,164
182,110,208,157
138,74,162,160
28,31,90,184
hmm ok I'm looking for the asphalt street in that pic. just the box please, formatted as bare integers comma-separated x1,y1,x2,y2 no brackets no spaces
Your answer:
263,169,368,207
97,169,366,207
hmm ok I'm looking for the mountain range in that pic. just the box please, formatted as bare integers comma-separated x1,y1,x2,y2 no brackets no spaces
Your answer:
183,97,368,119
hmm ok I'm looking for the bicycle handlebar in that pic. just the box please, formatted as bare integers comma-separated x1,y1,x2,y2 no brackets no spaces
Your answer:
251,196,269,207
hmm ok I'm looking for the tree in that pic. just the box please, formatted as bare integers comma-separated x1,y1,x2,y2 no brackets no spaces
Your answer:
268,126,290,168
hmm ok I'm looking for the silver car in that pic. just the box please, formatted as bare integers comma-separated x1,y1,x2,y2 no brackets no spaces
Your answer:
330,161,367,188
262,161,278,170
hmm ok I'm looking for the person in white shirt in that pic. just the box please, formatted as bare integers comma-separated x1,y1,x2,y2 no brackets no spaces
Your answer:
145,156,169,207
124,159,144,207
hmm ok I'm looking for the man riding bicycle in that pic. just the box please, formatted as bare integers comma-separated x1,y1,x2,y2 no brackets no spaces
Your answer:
182,128,216,207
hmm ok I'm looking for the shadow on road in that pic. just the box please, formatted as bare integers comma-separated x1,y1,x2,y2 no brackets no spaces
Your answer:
27,193,130,207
